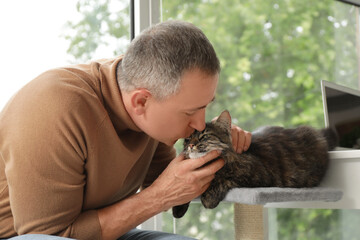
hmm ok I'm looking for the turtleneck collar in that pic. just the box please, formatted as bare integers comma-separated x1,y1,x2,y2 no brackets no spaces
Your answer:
91,56,142,133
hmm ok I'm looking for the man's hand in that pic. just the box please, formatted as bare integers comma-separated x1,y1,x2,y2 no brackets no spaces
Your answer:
97,151,223,240
231,125,251,153
150,150,224,211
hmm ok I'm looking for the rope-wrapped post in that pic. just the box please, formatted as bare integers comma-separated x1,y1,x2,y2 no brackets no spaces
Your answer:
234,203,264,240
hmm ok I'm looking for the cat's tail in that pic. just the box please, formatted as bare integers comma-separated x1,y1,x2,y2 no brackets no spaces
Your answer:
321,128,338,150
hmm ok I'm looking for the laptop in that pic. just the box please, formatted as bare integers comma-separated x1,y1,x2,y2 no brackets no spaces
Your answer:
321,80,360,150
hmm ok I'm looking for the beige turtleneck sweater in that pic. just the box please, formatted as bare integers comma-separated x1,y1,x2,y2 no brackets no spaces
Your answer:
0,56,176,239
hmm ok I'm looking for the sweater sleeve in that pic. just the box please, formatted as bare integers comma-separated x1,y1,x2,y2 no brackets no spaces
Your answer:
0,73,102,239
142,143,177,188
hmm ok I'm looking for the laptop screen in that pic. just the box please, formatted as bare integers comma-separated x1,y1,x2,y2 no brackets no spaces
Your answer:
321,80,360,150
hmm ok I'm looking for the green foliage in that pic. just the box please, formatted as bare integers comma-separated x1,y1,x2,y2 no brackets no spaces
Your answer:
63,0,359,239
269,208,360,240
163,0,358,130
162,202,234,240
270,208,342,240
62,0,130,62
162,1,359,238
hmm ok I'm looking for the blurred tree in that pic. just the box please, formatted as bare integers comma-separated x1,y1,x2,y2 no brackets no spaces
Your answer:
162,1,358,239
163,0,358,130
63,0,130,62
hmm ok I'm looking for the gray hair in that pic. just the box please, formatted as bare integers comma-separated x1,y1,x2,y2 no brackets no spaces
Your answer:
118,20,220,100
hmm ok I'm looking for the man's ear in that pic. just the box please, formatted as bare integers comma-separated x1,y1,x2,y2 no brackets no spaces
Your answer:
130,89,152,115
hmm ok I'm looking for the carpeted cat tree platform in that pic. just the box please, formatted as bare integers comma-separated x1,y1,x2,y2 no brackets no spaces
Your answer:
224,187,343,240
224,187,343,205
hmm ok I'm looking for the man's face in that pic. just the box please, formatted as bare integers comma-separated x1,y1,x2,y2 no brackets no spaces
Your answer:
143,68,218,146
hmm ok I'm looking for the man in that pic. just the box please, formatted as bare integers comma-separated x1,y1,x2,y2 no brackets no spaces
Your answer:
0,20,251,239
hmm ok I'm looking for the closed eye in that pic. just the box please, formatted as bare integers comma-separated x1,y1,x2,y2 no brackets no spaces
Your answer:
185,111,196,116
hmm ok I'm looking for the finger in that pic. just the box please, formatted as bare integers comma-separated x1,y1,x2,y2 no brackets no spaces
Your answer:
172,152,186,163
211,116,218,123
201,174,215,185
195,158,224,178
189,150,221,170
234,127,246,153
195,174,215,195
200,182,212,195
238,131,246,153
244,132,252,151
231,126,239,151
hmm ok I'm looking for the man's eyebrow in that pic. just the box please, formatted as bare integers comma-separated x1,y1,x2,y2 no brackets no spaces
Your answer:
191,97,216,110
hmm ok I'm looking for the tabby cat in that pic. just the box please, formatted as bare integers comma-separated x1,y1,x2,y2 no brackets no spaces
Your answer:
172,110,337,218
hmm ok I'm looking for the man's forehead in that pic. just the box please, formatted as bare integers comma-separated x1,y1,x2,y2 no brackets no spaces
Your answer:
186,97,216,111
172,69,218,109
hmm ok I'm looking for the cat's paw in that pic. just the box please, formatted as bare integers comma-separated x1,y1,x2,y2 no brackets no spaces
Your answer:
201,194,220,209
172,202,190,218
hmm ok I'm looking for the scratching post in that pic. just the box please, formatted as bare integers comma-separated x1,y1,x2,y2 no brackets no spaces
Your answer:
234,204,264,240
225,187,342,240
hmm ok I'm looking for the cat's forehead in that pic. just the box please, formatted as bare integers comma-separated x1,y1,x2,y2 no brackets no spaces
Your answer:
206,122,224,133
196,124,215,135
198,123,224,136
185,122,226,141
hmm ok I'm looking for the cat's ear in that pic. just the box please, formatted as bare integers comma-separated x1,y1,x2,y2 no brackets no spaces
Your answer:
215,110,232,132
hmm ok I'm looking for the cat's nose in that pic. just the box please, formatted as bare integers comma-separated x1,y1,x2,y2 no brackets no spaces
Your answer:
188,144,198,151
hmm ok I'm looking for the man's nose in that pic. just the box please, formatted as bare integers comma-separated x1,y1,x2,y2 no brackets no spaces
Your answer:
189,109,206,131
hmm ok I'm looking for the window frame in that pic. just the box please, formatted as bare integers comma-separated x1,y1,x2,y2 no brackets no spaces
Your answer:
337,0,360,7
138,0,360,237
132,0,161,39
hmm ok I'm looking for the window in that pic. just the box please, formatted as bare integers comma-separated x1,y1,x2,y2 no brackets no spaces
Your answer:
0,0,130,110
161,0,360,239
2,1,359,239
